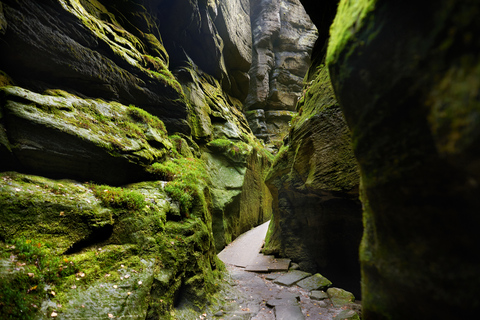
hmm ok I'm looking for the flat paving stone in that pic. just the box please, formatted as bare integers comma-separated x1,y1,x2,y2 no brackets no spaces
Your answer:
275,304,305,320
268,258,291,271
310,290,329,301
245,254,291,272
297,273,332,291
273,270,312,287
264,272,283,280
218,221,270,267
245,265,270,272
266,292,300,307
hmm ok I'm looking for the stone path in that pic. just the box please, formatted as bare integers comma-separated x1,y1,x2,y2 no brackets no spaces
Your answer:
214,221,362,320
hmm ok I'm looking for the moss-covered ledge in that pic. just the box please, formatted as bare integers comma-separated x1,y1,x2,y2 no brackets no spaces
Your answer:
0,86,173,185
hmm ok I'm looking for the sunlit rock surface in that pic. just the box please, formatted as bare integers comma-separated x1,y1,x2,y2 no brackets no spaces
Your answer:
246,0,318,147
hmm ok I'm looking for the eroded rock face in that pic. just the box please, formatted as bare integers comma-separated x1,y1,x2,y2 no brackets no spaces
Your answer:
264,65,362,297
0,172,222,319
0,0,273,318
326,1,480,318
246,0,318,146
0,86,171,185
0,0,190,133
156,0,252,101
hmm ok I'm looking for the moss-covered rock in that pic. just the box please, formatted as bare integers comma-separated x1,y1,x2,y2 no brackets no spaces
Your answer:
0,1,280,318
264,65,362,297
327,0,480,318
0,172,223,319
0,0,190,133
0,86,172,185
205,140,273,252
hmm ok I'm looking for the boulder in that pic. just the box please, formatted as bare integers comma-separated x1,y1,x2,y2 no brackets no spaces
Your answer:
327,287,355,308
326,0,480,318
0,172,222,319
333,310,360,320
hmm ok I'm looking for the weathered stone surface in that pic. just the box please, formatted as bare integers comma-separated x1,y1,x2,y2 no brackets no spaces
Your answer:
333,309,361,320
0,172,222,319
296,273,332,292
310,290,329,301
246,0,318,147
215,0,252,100
0,0,190,133
327,288,355,308
264,65,362,297
157,0,252,101
0,86,171,185
273,270,311,287
274,304,305,320
325,0,480,318
156,0,227,83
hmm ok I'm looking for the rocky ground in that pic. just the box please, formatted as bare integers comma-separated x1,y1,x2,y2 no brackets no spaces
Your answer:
214,265,362,320
204,222,362,320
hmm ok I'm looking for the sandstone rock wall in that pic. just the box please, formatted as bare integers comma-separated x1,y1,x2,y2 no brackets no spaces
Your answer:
264,64,362,297
246,0,318,148
325,0,480,318
0,1,273,318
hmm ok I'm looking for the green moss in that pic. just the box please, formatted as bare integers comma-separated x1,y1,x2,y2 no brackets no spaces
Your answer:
326,0,377,66
89,184,146,211
169,135,194,158
127,105,167,133
0,172,113,248
1,86,171,163
149,158,210,215
206,139,252,164
0,238,77,320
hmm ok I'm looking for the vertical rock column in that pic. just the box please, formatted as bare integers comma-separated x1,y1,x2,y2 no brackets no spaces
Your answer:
246,0,317,148
327,0,480,318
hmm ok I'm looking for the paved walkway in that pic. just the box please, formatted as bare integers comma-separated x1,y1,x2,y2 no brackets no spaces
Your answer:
215,221,362,320
218,221,271,268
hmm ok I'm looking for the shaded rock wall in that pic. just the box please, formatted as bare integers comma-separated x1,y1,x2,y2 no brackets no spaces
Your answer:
326,0,480,318
246,0,318,147
260,0,363,297
264,63,362,297
156,0,252,101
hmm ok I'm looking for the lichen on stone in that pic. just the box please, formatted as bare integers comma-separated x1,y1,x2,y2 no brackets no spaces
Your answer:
326,0,377,66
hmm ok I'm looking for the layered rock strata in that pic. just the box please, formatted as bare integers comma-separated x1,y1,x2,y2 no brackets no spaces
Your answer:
0,1,273,318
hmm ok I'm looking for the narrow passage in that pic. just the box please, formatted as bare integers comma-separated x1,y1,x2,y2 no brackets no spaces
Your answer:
216,222,361,320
